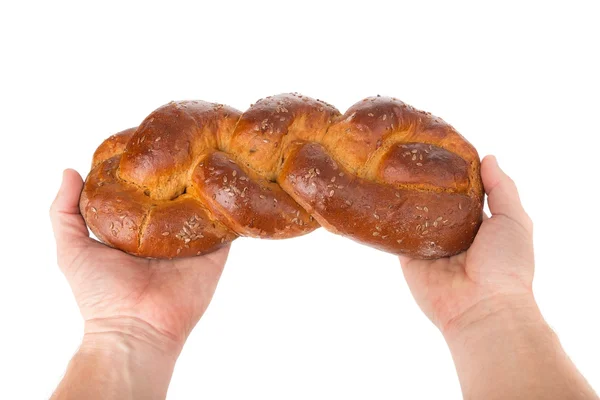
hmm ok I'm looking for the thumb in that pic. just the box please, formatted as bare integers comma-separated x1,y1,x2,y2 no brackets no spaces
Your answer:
50,169,89,251
481,155,532,231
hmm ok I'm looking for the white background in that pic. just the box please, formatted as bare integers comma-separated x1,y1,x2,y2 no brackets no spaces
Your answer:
1,1,599,398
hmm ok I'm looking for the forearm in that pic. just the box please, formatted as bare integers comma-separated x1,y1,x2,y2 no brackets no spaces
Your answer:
444,295,598,400
52,317,181,400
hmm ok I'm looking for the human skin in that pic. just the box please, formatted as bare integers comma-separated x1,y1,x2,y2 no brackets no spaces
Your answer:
50,157,598,399
400,155,598,399
49,169,229,400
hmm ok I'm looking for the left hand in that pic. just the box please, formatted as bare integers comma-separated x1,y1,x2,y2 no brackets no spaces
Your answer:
50,169,230,352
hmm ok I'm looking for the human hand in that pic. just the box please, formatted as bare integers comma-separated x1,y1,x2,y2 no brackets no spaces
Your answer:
50,169,229,353
399,155,535,335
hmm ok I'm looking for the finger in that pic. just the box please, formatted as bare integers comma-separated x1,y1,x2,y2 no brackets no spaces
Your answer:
50,169,89,248
480,155,530,229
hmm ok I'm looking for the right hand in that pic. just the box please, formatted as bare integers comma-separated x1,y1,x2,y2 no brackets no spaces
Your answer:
399,155,536,335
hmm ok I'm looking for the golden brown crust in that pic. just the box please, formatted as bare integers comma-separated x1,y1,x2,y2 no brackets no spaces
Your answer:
278,142,481,258
377,143,469,191
190,151,317,238
227,93,340,180
80,94,483,259
138,196,235,258
80,155,152,254
119,101,241,200
92,128,137,168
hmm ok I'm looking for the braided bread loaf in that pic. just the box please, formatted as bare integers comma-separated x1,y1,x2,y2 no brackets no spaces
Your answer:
80,93,483,259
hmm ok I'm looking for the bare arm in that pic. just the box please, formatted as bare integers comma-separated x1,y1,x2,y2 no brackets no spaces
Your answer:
49,170,229,399
52,318,179,400
444,295,597,399
400,156,598,399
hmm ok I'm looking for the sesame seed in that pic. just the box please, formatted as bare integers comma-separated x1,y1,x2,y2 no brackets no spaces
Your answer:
155,137,161,142
443,220,448,224
382,114,387,120
259,195,266,199
91,207,97,213
345,200,352,205
331,177,336,182
459,203,463,210
419,154,423,160
197,251,202,255
315,168,321,175
416,163,423,166
368,113,374,117
412,154,417,160
411,149,418,153
162,232,170,236
223,176,228,183
232,170,237,177
373,213,380,219
395,192,400,198
416,225,422,231
421,230,429,235
376,225,382,231
177,248,181,254
397,239,404,244
329,190,334,197
372,232,380,236
339,172,344,176
423,207,429,212
433,221,438,227
416,206,423,210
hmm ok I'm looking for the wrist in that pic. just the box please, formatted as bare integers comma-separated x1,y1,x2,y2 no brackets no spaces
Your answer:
81,316,183,361
442,293,560,383
53,317,181,400
442,293,549,345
